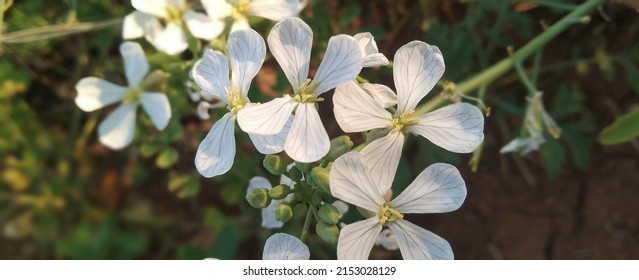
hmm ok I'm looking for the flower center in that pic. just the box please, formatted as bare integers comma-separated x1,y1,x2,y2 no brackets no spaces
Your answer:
226,87,248,115
164,3,186,24
379,202,403,225
390,110,418,132
293,79,324,103
231,0,250,20
123,88,143,104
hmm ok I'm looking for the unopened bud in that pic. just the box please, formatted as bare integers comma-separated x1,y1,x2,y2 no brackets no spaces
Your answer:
324,136,353,162
310,167,331,195
295,162,312,173
263,155,286,175
293,203,308,219
311,192,322,205
287,167,303,182
245,188,271,208
269,184,291,200
275,202,293,223
318,203,339,225
315,221,339,244
141,70,169,92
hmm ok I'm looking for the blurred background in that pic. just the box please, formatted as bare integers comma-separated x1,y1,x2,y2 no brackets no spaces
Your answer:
1,0,638,259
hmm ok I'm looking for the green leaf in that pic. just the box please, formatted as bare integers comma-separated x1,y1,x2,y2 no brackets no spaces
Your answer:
598,107,639,145
155,147,179,169
168,172,201,198
140,143,163,157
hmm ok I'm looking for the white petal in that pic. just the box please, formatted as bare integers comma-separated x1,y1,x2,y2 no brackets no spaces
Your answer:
263,233,309,260
387,220,453,260
394,41,445,112
140,92,171,130
249,0,298,21
191,48,230,103
360,83,397,108
332,200,349,219
197,101,212,120
247,112,292,154
313,35,362,95
195,113,236,177
146,22,188,55
201,0,233,19
353,32,389,68
119,42,149,87
183,10,224,40
375,228,399,251
329,152,384,212
228,29,266,96
333,81,391,133
230,17,251,33
97,103,137,150
285,103,329,163
247,177,282,229
122,11,155,39
407,103,484,153
391,163,466,214
75,77,126,112
279,163,296,186
131,0,169,18
236,95,296,135
337,218,381,260
267,17,312,91
360,132,404,196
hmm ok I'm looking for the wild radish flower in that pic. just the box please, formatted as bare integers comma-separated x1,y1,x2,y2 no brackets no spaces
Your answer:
201,0,298,33
246,176,294,229
333,41,484,191
192,29,290,177
75,42,171,150
353,32,389,68
330,152,466,260
263,233,309,260
123,0,224,55
237,17,362,163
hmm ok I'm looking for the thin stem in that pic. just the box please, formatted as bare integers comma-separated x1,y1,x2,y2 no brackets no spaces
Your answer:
531,47,544,86
513,55,538,94
0,17,122,44
300,204,313,243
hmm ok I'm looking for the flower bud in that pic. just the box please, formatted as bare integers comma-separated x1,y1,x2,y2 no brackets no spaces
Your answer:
269,184,291,200
295,162,312,173
293,203,308,219
310,167,331,195
324,136,353,162
287,167,303,182
274,202,293,223
263,155,286,175
311,192,322,205
141,70,169,92
318,203,340,225
315,221,339,244
245,187,271,209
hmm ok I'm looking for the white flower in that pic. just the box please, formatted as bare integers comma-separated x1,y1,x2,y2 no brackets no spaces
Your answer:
237,17,362,163
192,29,291,177
202,0,298,33
246,176,294,229
333,41,484,191
123,0,224,55
353,32,389,68
75,42,171,150
263,233,309,260
330,152,466,260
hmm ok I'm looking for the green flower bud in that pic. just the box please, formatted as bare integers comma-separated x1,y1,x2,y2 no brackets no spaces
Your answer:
315,221,339,244
293,203,308,219
269,184,291,200
318,203,340,225
324,136,353,162
287,167,303,182
274,202,293,223
310,167,331,195
141,70,169,92
245,188,271,209
295,162,312,173
311,191,322,205
263,154,286,175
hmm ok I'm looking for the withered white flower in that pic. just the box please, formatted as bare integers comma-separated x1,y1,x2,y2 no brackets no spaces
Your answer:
330,152,466,260
237,17,362,163
202,0,298,33
75,42,171,150
333,41,484,191
263,233,309,260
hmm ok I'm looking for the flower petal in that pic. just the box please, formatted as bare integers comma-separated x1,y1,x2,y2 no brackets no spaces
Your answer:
329,152,384,212
237,95,296,135
195,113,236,177
353,32,389,68
201,0,233,19
360,83,397,108
230,17,251,33
122,11,155,39
132,0,169,17
192,48,230,103
360,132,404,195
387,220,453,260
394,41,444,112
285,103,329,163
140,92,171,130
247,112,292,154
97,103,137,150
146,22,188,55
247,177,282,229
120,42,149,87
75,77,126,112
391,163,466,214
407,102,484,153
263,233,309,260
183,10,224,40
375,228,399,251
228,29,266,96
313,35,362,95
267,17,312,91
249,0,298,21
332,200,349,219
333,81,391,133
337,218,382,260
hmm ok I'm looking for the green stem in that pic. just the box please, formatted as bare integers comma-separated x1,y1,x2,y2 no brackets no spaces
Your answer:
300,204,313,243
0,17,122,44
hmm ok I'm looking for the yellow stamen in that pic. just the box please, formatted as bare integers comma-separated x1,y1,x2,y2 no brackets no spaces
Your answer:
292,79,323,103
390,110,418,132
231,0,250,20
379,202,403,225
122,88,143,104
227,87,248,115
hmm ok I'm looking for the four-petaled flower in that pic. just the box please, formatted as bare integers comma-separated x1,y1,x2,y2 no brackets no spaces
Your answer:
333,41,484,191
330,152,467,260
202,0,299,33
75,42,171,150
192,29,291,177
237,17,362,163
